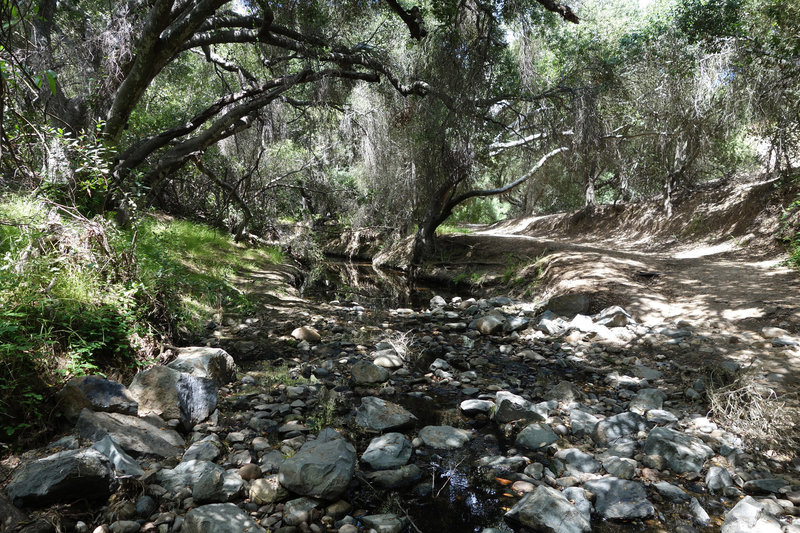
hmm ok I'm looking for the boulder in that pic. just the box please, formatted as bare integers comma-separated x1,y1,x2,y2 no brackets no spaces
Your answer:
460,399,495,416
157,460,244,503
516,423,558,450
75,409,184,457
56,375,138,421
176,373,218,430
430,295,447,309
250,474,289,504
584,477,654,519
360,514,407,533
547,293,591,317
183,434,223,462
128,366,217,429
91,434,144,476
554,448,602,475
593,306,632,327
291,326,321,342
493,391,545,423
183,503,266,533
168,347,237,386
351,360,390,385
363,464,422,489
476,312,506,335
361,433,412,470
372,350,405,369
642,427,713,473
283,497,321,526
418,426,472,450
721,496,782,533
128,366,182,420
505,485,591,533
629,388,667,414
279,428,356,499
569,409,599,437
355,397,417,432
593,411,647,444
5,448,115,507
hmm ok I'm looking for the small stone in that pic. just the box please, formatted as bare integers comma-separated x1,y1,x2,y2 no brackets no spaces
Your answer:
516,423,557,451
418,426,472,450
361,433,412,470
291,326,321,342
584,477,654,519
250,475,288,504
602,456,636,479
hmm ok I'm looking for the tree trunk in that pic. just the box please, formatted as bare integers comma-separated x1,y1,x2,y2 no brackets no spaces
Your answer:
584,174,596,207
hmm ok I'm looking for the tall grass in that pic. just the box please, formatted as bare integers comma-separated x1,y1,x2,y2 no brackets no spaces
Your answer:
0,196,283,444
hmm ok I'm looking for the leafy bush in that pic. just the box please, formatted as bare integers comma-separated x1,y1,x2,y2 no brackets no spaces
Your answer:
0,196,284,444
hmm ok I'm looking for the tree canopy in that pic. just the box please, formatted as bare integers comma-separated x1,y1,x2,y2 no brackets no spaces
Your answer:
1,0,798,260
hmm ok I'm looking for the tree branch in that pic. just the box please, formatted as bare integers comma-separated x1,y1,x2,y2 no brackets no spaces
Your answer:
443,146,569,216
384,0,427,39
534,0,579,24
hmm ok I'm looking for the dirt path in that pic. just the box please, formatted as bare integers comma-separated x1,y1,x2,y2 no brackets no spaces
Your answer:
438,228,800,392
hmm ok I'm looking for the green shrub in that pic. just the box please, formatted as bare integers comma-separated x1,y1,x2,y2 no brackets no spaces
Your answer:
0,196,285,444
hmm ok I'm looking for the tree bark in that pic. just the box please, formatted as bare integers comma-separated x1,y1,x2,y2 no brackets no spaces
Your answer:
410,146,568,266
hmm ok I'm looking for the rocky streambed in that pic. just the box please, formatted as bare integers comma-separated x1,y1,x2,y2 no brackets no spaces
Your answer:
3,286,800,533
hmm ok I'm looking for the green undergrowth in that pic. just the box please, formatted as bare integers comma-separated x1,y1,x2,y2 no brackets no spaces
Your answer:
0,195,283,445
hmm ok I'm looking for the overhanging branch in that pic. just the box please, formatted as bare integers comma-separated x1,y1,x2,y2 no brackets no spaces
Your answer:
444,146,569,214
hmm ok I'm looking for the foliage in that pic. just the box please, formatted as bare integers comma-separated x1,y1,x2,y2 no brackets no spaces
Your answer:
0,194,283,443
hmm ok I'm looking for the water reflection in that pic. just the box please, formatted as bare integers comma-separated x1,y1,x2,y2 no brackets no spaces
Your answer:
302,260,459,310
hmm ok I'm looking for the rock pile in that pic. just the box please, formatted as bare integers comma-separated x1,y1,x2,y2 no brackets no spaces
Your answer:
4,293,800,533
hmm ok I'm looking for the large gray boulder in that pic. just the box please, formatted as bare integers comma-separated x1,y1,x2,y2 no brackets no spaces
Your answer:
721,496,782,533
279,428,356,499
183,503,266,533
5,448,115,507
177,372,218,430
56,375,138,421
128,366,182,420
505,485,591,533
168,347,237,386
128,366,217,430
355,397,417,432
554,448,602,475
361,433,412,470
584,477,654,519
157,460,244,503
643,427,713,473
75,409,184,457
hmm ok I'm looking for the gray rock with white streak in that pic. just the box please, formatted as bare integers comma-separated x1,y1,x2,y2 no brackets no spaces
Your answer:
505,485,591,533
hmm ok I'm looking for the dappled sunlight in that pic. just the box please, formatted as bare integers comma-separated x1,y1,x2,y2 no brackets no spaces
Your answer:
673,242,736,259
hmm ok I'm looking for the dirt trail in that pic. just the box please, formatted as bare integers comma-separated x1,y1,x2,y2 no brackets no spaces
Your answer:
440,223,800,392
474,230,800,329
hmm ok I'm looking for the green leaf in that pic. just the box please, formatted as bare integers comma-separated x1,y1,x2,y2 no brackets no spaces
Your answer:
45,69,57,96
